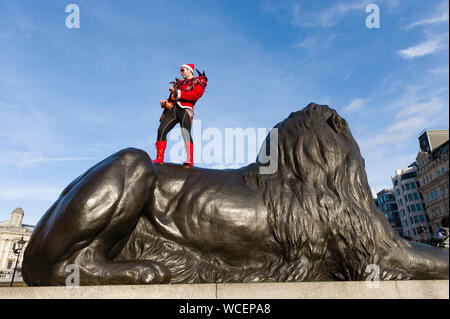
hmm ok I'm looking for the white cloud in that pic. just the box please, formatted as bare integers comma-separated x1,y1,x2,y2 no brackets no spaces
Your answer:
263,0,399,28
364,116,427,149
361,82,447,150
343,98,367,113
395,97,445,119
427,66,449,76
292,1,370,28
406,13,449,30
0,151,99,167
385,116,427,135
398,39,443,59
0,186,61,201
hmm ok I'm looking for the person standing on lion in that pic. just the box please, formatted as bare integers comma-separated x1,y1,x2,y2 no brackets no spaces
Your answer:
153,63,207,167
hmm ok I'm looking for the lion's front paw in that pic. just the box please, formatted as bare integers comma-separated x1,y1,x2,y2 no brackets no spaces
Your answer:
52,260,171,285
132,262,171,284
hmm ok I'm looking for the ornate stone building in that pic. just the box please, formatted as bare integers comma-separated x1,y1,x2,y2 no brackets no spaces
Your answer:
415,130,449,234
0,208,34,283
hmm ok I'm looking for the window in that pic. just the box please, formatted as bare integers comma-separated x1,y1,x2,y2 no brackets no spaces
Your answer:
402,172,417,180
414,216,419,223
408,194,413,201
443,187,447,196
413,228,417,235
404,220,408,227
416,204,422,211
407,206,411,213
442,167,446,174
437,169,441,177
427,194,432,202
411,182,416,189
411,205,416,212
7,260,13,269
435,190,439,199
410,217,413,224
419,215,425,222
405,183,411,190
413,193,419,200
402,185,405,191
405,195,408,202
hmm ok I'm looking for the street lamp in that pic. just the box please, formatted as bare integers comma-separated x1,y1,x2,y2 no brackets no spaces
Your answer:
10,236,26,287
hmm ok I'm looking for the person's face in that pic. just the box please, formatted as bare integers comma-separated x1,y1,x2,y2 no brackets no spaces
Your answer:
180,67,193,79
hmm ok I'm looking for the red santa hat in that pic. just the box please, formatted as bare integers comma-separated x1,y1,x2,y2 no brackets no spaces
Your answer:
181,64,195,74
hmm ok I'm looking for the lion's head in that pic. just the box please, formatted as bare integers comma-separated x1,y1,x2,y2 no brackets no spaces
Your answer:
246,103,401,280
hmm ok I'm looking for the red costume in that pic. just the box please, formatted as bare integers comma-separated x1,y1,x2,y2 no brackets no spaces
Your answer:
153,64,207,167
176,75,208,111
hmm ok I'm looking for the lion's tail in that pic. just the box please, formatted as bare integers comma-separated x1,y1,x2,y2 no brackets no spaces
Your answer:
384,241,449,280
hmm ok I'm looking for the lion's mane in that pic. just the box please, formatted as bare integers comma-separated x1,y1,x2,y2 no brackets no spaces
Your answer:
245,103,405,280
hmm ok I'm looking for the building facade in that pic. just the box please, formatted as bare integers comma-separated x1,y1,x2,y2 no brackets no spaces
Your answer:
415,130,449,234
376,189,403,237
0,208,34,283
391,166,433,242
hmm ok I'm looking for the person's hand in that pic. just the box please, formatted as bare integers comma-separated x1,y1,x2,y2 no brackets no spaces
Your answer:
169,86,176,94
160,99,167,108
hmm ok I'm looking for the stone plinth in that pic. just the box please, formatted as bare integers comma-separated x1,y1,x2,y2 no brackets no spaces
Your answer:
1,280,448,299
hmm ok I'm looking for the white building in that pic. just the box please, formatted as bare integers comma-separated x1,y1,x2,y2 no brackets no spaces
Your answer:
392,167,433,242
0,208,34,283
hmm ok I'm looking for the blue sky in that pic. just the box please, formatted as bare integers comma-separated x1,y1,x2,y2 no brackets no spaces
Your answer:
0,0,448,225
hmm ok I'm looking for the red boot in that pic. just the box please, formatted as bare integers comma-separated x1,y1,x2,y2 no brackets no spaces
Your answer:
183,142,194,167
152,141,167,164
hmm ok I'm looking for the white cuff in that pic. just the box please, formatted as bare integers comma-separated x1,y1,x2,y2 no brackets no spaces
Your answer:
177,90,181,99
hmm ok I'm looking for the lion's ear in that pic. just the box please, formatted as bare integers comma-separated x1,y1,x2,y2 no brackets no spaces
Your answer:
327,113,348,133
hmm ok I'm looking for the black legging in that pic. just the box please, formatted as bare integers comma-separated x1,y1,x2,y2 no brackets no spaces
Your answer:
157,105,193,143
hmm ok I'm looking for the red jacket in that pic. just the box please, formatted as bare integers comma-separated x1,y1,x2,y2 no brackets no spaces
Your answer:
176,76,207,111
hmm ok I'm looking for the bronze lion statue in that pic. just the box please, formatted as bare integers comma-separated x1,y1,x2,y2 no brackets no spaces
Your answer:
23,103,449,285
